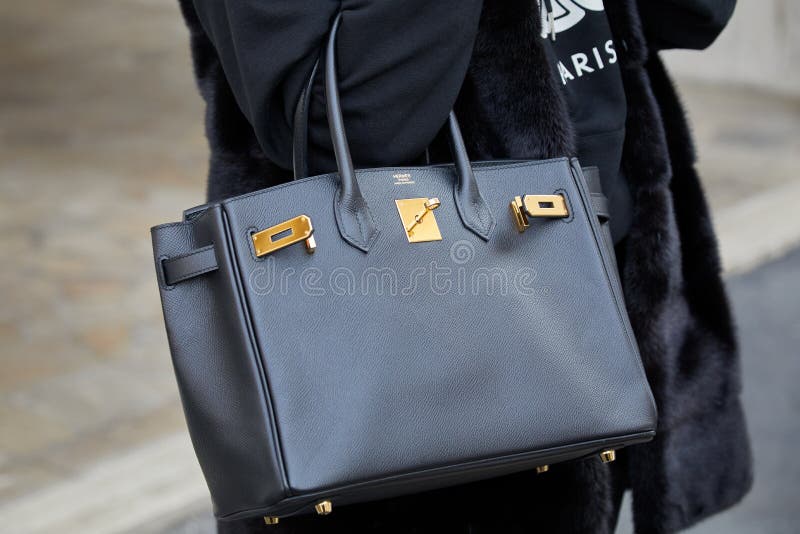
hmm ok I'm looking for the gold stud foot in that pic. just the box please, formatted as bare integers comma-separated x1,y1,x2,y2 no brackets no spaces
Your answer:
535,465,549,474
314,500,333,516
600,449,616,463
263,516,280,525
304,234,317,254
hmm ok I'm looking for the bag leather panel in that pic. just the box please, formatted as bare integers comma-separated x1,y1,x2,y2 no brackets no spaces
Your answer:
222,157,656,494
152,207,286,516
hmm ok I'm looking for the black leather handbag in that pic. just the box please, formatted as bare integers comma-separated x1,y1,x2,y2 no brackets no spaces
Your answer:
151,14,656,524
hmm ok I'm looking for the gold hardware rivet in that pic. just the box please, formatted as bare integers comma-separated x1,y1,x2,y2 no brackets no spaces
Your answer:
263,516,280,525
305,234,317,254
600,449,616,463
314,500,333,515
535,465,549,474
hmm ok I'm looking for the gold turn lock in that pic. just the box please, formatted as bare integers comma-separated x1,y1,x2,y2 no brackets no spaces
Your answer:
510,194,569,232
395,197,443,243
252,215,316,257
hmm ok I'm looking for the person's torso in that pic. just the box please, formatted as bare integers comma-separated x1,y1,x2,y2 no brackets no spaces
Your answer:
538,0,632,241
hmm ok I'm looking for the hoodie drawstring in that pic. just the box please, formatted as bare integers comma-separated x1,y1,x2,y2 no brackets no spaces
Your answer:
542,0,556,41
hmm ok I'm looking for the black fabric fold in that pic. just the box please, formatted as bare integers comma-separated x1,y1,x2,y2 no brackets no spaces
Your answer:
190,0,483,174
637,0,737,50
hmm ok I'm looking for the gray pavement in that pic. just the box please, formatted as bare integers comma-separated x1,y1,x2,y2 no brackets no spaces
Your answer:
691,247,800,532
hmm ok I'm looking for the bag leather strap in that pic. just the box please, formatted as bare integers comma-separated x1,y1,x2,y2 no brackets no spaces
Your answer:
160,245,217,286
326,14,494,249
581,166,617,269
582,166,610,222
323,15,381,252
296,13,495,250
292,57,319,180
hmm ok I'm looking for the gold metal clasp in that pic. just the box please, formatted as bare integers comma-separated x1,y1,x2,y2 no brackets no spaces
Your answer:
395,197,443,243
510,194,569,232
252,215,316,257
510,197,529,232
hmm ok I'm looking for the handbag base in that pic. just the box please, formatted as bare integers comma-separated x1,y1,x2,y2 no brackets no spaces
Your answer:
232,429,654,522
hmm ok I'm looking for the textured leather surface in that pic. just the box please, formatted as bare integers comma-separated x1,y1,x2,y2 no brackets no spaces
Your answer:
228,157,656,493
152,211,287,517
151,15,654,519
161,244,218,286
150,155,657,518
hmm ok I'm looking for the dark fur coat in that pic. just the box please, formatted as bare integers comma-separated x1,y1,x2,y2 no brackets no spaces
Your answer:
177,0,752,532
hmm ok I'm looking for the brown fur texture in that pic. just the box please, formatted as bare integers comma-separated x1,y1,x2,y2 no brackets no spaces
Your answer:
176,0,752,531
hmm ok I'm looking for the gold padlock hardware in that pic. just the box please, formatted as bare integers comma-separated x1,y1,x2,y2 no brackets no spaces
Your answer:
252,215,316,257
510,194,569,232
405,197,441,234
395,197,443,243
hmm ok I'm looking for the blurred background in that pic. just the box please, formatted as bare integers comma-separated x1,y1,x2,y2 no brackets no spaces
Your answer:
0,1,797,533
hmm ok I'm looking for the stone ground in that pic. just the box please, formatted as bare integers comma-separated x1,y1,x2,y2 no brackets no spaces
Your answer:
0,1,797,533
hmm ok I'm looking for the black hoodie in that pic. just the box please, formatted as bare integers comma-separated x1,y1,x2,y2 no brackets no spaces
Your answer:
189,0,735,203
189,0,483,176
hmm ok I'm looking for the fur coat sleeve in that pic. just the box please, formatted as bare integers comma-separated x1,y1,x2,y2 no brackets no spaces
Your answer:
605,1,752,530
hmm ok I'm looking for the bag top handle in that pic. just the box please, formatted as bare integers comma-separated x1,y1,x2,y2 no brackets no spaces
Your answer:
292,56,319,181
298,13,495,252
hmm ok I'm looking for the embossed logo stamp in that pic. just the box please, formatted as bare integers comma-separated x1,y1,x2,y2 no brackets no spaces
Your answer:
393,173,415,185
